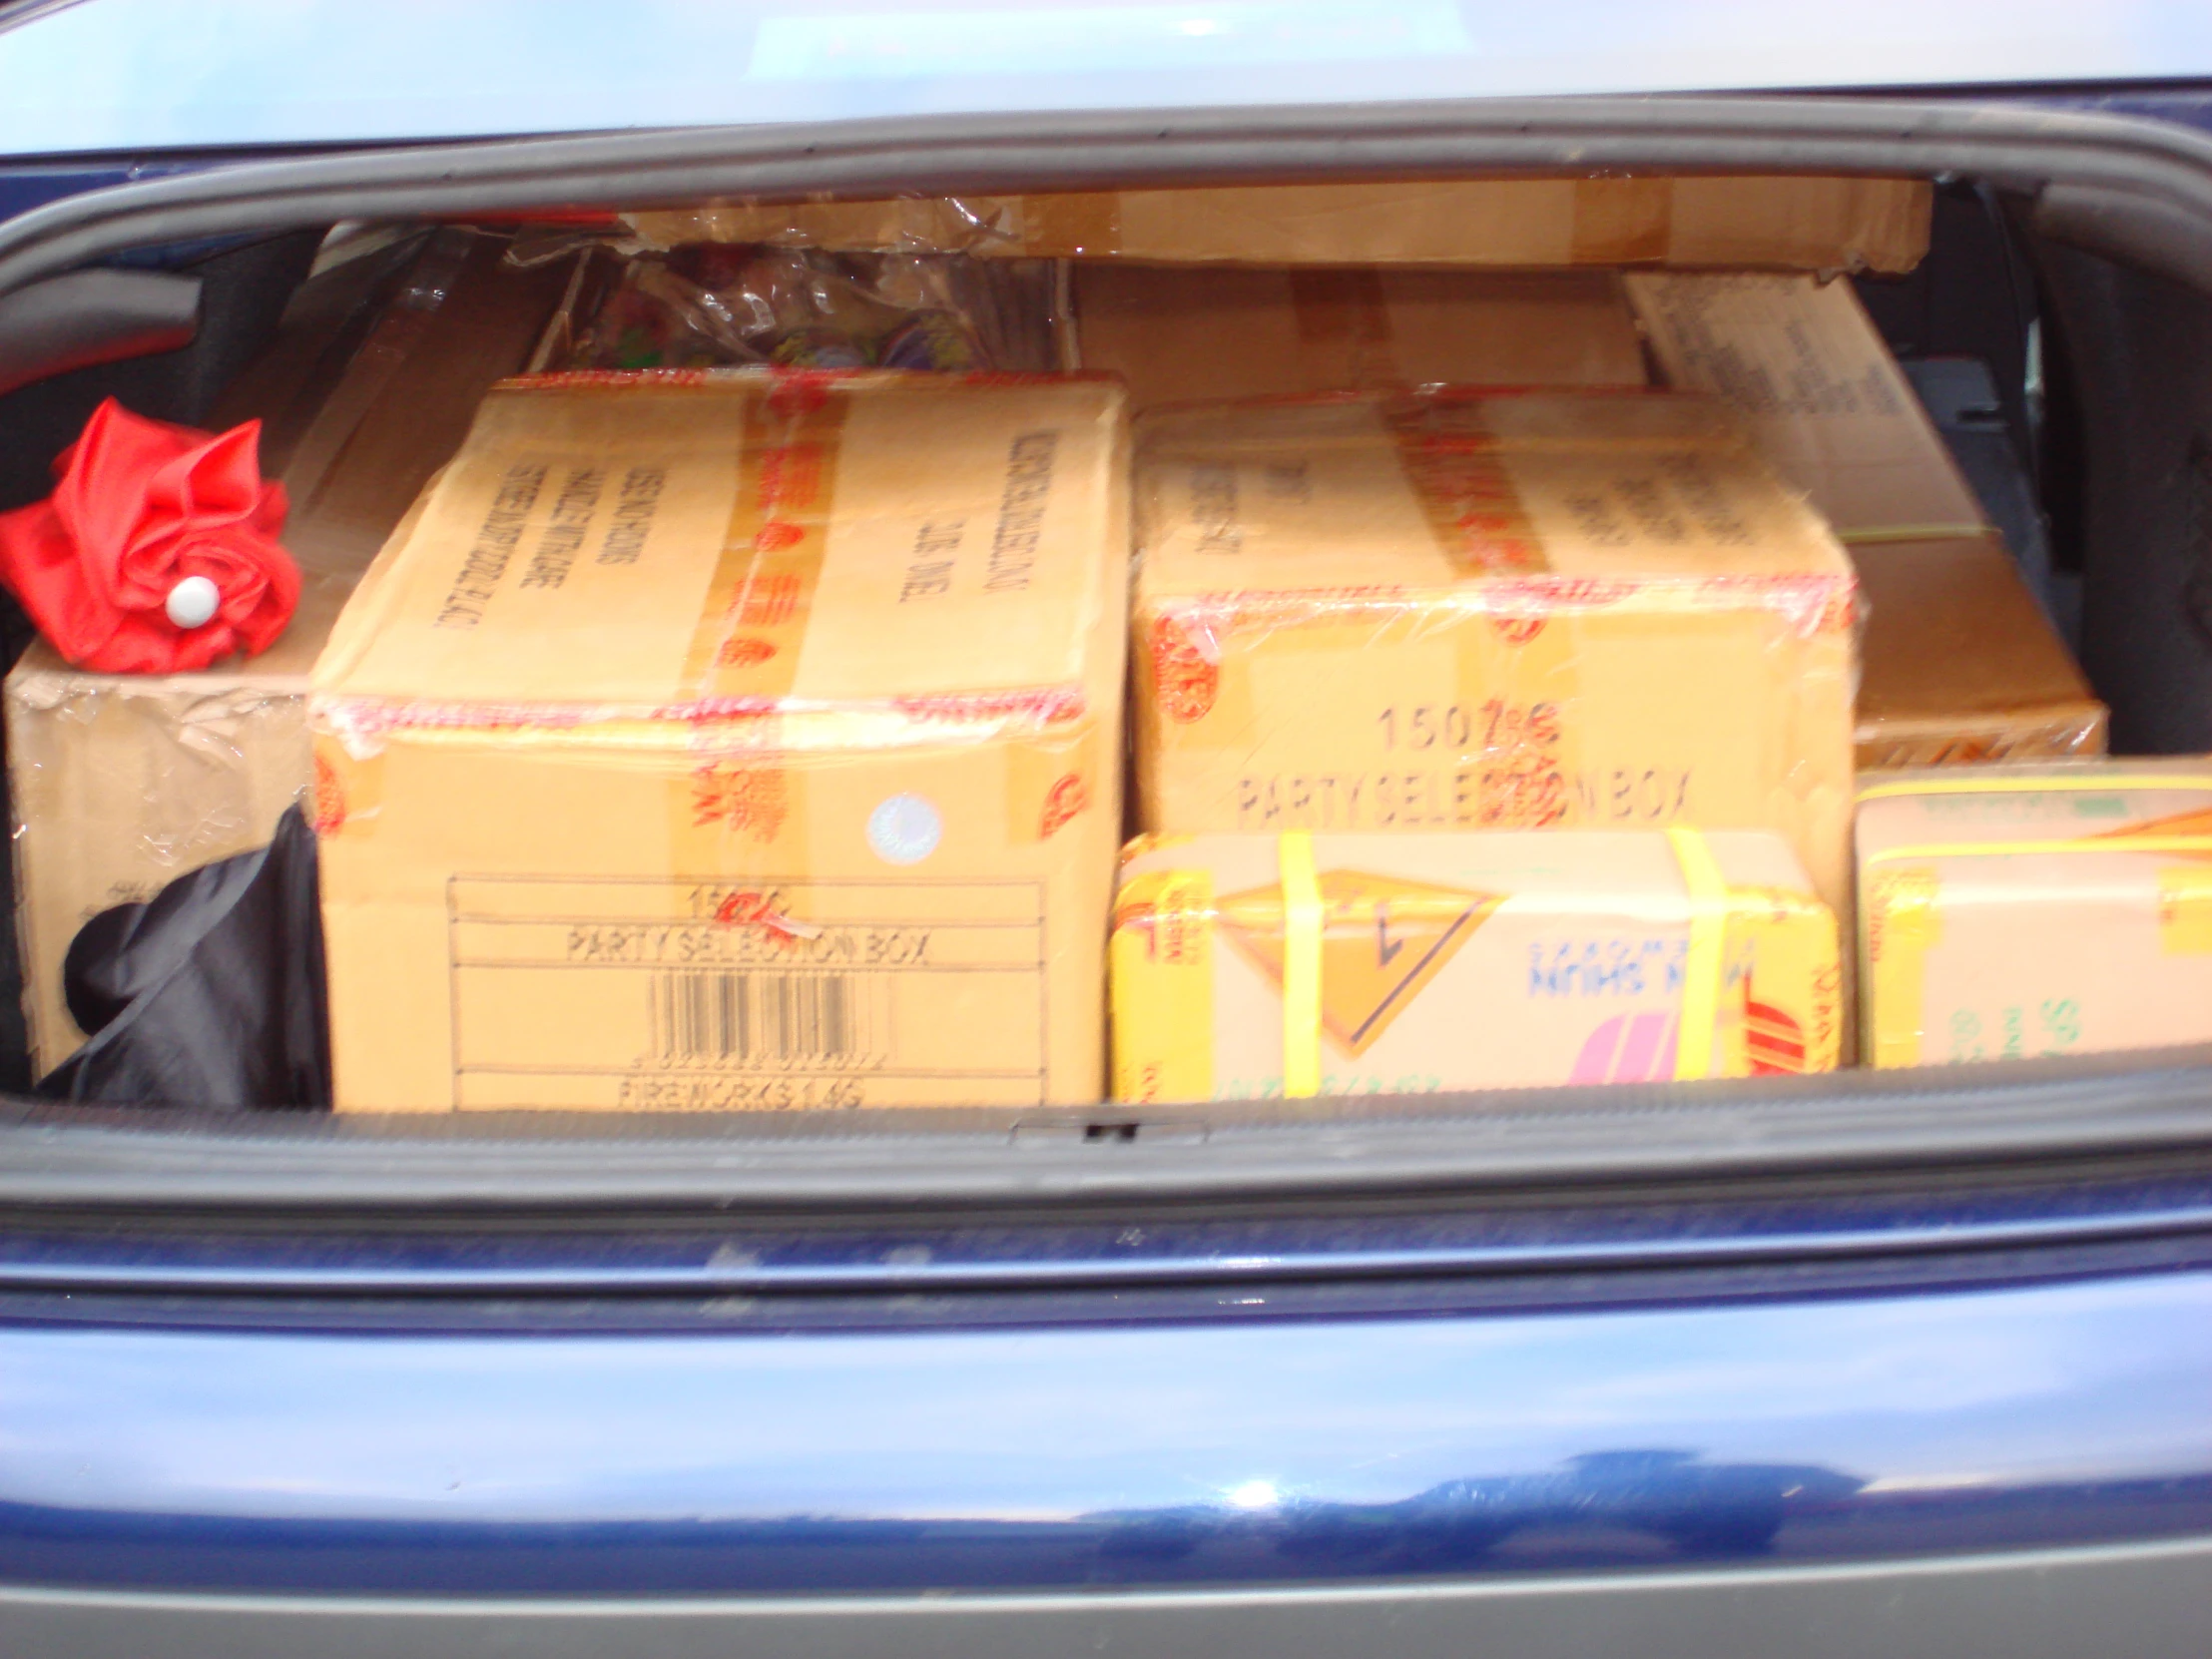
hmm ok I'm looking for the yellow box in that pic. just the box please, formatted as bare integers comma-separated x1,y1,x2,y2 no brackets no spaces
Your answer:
1112,829,1840,1102
1129,388,1860,926
311,368,1128,1111
1857,762,2212,1067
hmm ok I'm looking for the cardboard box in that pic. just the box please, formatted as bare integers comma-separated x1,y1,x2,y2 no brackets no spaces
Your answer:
310,368,1128,1112
1625,272,2108,770
1624,272,1984,539
629,177,1933,273
1857,762,2212,1067
1112,829,1840,1101
1853,534,2107,768
1069,265,1650,413
6,230,575,1076
1129,389,1860,925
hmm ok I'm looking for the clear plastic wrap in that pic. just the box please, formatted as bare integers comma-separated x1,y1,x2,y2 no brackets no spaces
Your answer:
1856,764,2212,1067
560,243,1061,374
623,177,1935,273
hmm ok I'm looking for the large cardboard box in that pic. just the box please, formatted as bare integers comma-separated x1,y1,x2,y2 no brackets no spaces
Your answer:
6,230,575,1076
1113,829,1840,1102
1857,763,2212,1067
1624,271,1985,541
311,368,1128,1112
1624,271,2107,769
1069,266,1650,413
1853,533,2106,767
1130,389,1860,924
630,177,1932,273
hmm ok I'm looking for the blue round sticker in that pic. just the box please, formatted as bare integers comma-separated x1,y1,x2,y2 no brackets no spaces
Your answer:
867,794,941,865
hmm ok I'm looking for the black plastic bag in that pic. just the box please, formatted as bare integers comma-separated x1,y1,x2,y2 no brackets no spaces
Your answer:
40,804,329,1109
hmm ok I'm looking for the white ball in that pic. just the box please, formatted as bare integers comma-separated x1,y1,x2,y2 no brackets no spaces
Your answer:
165,575,220,630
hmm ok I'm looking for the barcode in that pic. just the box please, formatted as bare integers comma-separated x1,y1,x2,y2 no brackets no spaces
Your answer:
650,970,867,1065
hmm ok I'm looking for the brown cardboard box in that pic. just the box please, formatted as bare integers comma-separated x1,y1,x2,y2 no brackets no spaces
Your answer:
310,368,1128,1112
629,177,1933,273
1113,829,1840,1101
6,230,575,1077
1129,389,1860,925
1624,271,2108,769
1853,534,2106,767
1624,271,1984,539
1857,762,2212,1067
1069,266,1650,413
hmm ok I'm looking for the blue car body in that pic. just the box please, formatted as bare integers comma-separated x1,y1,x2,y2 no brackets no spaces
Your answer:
8,1168,2212,1595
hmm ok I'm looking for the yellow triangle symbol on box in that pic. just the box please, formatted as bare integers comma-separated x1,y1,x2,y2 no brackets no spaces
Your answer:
1218,870,1505,1058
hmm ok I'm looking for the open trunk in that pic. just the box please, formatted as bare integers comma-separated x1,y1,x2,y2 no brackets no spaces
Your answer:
0,97,2208,1206
5,96,2212,1655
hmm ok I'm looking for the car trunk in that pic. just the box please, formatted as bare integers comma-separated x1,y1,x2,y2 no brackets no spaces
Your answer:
0,95,2210,1214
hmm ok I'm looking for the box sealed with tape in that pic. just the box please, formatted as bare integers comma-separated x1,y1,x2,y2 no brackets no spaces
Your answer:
1857,762,2212,1068
1623,272,2108,769
1624,271,1987,539
1070,266,1649,415
628,177,1932,274
1111,829,1840,1103
310,368,1128,1111
1851,533,2106,768
1130,388,1860,922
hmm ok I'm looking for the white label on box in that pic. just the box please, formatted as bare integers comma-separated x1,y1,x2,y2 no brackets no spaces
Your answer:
446,875,1046,1109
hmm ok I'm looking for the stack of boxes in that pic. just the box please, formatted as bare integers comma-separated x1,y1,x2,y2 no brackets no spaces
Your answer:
1117,386,1856,1094
5,229,579,1077
10,173,2199,1109
1622,272,2105,769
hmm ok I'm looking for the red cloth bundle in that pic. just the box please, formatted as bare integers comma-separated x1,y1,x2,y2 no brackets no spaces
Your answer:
0,398,297,673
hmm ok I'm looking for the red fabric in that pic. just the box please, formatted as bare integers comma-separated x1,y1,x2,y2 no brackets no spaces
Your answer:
0,398,296,673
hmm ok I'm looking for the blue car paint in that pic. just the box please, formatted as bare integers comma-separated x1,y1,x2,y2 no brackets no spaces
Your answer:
3,1253,2211,1592
2,1149,2210,1592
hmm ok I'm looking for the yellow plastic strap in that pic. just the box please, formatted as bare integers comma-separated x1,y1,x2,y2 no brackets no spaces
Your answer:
1666,826,1730,1082
1856,774,2212,804
1279,830,1324,1099
1836,523,1992,546
1868,834,2212,864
